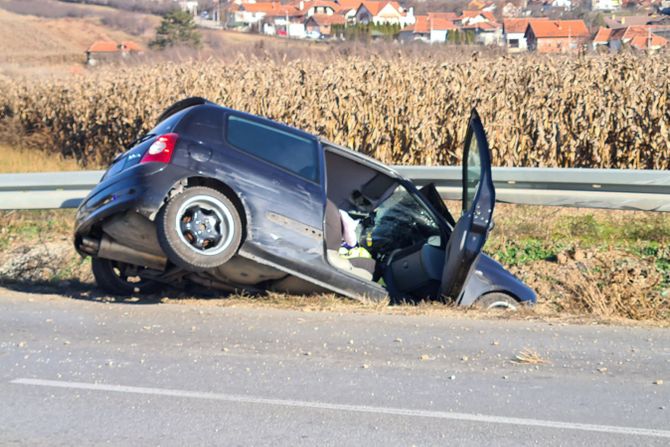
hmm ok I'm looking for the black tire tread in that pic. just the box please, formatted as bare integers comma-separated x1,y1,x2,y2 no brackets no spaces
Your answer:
91,258,161,296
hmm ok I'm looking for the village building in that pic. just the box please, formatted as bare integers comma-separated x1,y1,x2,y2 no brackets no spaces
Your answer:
398,15,456,43
304,13,346,37
525,19,590,53
354,1,415,27
335,0,363,23
459,10,502,45
591,0,622,10
503,18,548,51
85,41,142,65
593,25,668,51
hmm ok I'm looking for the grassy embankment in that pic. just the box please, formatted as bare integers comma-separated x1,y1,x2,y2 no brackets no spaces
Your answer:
0,146,667,324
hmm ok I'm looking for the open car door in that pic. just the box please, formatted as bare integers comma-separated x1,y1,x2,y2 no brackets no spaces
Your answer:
439,109,496,299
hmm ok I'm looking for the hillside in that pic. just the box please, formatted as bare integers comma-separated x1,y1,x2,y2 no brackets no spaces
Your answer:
0,3,156,75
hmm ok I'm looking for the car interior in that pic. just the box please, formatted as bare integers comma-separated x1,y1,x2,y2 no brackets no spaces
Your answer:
324,146,448,299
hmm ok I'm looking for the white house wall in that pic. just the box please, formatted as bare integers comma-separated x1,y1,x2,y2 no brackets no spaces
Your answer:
504,31,527,51
289,23,307,38
430,29,448,43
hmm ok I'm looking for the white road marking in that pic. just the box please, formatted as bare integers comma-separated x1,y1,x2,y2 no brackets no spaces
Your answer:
11,377,670,439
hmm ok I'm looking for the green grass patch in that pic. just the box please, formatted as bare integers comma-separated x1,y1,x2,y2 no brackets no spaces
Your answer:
492,239,564,267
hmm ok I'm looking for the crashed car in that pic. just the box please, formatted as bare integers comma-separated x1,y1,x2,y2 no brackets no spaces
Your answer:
74,97,536,308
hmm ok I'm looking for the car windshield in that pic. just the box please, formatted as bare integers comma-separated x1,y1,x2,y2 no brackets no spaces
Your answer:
357,184,441,262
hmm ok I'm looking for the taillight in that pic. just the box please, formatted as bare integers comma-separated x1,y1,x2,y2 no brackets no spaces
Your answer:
140,133,178,164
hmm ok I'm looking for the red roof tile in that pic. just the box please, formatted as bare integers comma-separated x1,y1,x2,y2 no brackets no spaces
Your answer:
308,13,346,25
593,27,612,43
461,10,496,22
120,41,142,52
336,0,363,11
87,41,118,53
527,20,590,38
629,33,668,49
410,15,457,33
358,1,401,16
427,12,459,21
301,0,340,11
503,17,548,34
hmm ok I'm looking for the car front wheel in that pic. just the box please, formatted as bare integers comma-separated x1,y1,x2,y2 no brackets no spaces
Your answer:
156,186,242,271
474,292,519,311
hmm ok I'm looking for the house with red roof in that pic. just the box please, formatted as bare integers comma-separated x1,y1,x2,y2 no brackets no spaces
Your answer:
305,13,346,36
459,10,502,45
458,10,497,26
398,15,456,43
525,20,590,53
300,0,340,17
227,2,307,35
354,1,415,27
85,40,142,65
335,0,364,23
593,25,668,51
503,18,549,51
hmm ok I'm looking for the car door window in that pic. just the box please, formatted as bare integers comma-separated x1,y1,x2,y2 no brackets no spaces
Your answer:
440,109,495,299
464,135,482,212
226,115,320,182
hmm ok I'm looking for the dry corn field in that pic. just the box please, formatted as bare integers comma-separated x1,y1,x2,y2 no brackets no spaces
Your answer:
0,54,668,168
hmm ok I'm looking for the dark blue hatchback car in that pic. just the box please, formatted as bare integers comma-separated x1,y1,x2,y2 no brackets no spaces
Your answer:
74,97,535,308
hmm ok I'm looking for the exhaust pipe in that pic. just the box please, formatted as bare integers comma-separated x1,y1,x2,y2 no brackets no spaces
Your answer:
92,235,167,270
80,236,100,255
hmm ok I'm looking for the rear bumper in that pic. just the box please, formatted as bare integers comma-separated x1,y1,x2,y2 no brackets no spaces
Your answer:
73,163,189,252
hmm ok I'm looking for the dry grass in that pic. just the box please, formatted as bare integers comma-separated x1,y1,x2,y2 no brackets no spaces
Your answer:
0,205,668,325
512,348,549,365
0,144,80,173
1,55,668,168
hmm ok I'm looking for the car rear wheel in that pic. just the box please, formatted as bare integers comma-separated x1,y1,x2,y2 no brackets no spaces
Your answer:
91,258,162,295
156,186,242,271
474,293,518,311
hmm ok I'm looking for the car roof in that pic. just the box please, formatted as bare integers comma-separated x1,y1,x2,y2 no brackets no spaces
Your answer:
191,103,318,143
173,99,404,181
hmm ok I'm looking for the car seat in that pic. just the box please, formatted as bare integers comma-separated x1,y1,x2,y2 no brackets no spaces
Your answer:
324,200,375,281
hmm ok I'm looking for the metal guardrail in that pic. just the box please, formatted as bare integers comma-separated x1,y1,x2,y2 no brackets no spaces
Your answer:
0,168,668,212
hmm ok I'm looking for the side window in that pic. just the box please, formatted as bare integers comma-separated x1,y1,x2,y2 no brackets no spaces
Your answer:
226,115,320,182
177,106,225,144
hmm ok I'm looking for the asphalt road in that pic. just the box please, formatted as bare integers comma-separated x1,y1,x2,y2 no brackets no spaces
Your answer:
0,288,668,446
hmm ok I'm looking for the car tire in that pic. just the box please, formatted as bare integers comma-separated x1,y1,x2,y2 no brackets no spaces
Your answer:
474,293,518,311
156,186,242,271
91,258,162,296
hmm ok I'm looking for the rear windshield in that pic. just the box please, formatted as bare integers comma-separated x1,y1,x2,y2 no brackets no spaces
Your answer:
149,107,193,136
176,106,225,144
